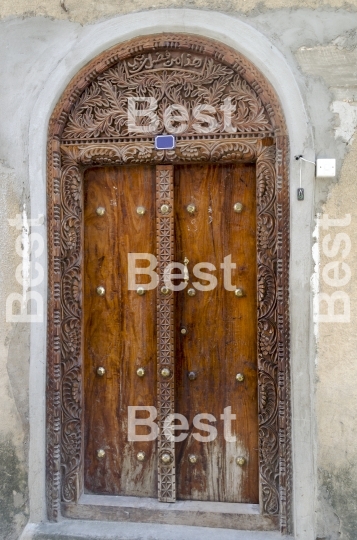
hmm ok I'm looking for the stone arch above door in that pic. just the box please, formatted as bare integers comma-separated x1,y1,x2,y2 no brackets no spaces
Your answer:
47,33,291,534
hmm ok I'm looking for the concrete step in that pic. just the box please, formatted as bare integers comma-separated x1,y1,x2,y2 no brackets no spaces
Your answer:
21,520,291,540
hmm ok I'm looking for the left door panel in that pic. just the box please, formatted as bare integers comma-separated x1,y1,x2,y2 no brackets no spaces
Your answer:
83,165,157,496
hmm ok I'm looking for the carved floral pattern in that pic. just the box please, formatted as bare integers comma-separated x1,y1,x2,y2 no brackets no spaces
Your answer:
61,138,260,166
59,163,83,504
61,318,81,361
156,166,176,502
47,35,291,535
258,320,277,359
255,141,281,522
63,53,273,140
260,425,280,514
257,265,276,319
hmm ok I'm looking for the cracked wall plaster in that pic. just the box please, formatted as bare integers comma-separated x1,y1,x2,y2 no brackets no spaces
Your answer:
316,131,357,540
0,162,30,540
296,42,357,93
318,465,357,540
0,436,28,540
331,101,357,145
296,31,357,145
0,0,357,24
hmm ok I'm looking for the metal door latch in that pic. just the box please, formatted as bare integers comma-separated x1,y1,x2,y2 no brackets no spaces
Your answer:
183,257,189,283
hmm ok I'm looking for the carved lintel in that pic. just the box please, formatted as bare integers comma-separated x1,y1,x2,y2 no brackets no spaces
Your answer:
60,138,261,167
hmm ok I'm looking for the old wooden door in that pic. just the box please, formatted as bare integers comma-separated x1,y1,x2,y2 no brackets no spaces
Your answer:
83,161,258,503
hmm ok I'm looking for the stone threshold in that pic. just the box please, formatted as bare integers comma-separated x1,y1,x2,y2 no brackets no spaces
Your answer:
61,494,278,531
20,520,292,540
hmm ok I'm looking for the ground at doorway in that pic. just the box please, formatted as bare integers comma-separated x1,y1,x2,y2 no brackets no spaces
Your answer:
21,520,291,540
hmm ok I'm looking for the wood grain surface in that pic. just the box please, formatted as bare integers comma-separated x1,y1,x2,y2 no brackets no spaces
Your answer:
83,162,258,503
174,163,258,503
83,165,157,497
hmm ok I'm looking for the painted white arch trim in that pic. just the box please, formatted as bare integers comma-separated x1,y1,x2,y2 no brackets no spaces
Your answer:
28,9,316,540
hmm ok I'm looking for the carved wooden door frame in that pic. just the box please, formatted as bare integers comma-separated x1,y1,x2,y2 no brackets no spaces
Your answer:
46,33,291,534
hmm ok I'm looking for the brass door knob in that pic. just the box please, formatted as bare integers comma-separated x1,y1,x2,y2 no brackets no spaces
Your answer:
236,373,244,382
180,327,187,335
187,288,196,296
96,286,105,296
97,449,105,458
137,451,146,461
233,202,243,213
186,204,196,214
235,288,243,297
137,287,145,296
161,367,171,378
188,454,197,464
136,206,146,215
96,207,106,216
137,367,145,377
188,371,197,381
161,453,171,464
97,366,106,377
236,457,246,466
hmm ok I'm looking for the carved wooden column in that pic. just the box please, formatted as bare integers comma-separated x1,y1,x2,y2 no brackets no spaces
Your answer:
156,165,176,502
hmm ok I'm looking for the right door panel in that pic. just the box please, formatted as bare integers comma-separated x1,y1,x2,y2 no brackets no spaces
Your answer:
174,162,259,503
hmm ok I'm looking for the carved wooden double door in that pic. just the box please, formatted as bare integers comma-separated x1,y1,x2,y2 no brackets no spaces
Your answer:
83,161,258,504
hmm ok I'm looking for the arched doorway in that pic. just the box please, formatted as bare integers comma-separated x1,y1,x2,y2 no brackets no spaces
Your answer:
46,33,291,534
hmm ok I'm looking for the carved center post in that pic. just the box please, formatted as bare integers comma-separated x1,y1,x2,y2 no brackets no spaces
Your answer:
156,165,176,502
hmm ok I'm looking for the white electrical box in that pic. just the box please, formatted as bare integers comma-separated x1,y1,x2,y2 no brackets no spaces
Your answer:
316,158,336,178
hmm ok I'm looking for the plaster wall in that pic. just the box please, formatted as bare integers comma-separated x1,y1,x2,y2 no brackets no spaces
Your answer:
0,164,29,539
0,3,356,540
1,0,357,23
314,137,357,540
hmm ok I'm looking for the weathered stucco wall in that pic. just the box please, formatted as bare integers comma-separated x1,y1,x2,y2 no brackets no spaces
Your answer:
0,0,357,23
0,165,30,540
0,2,357,539
297,33,357,540
314,135,357,540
